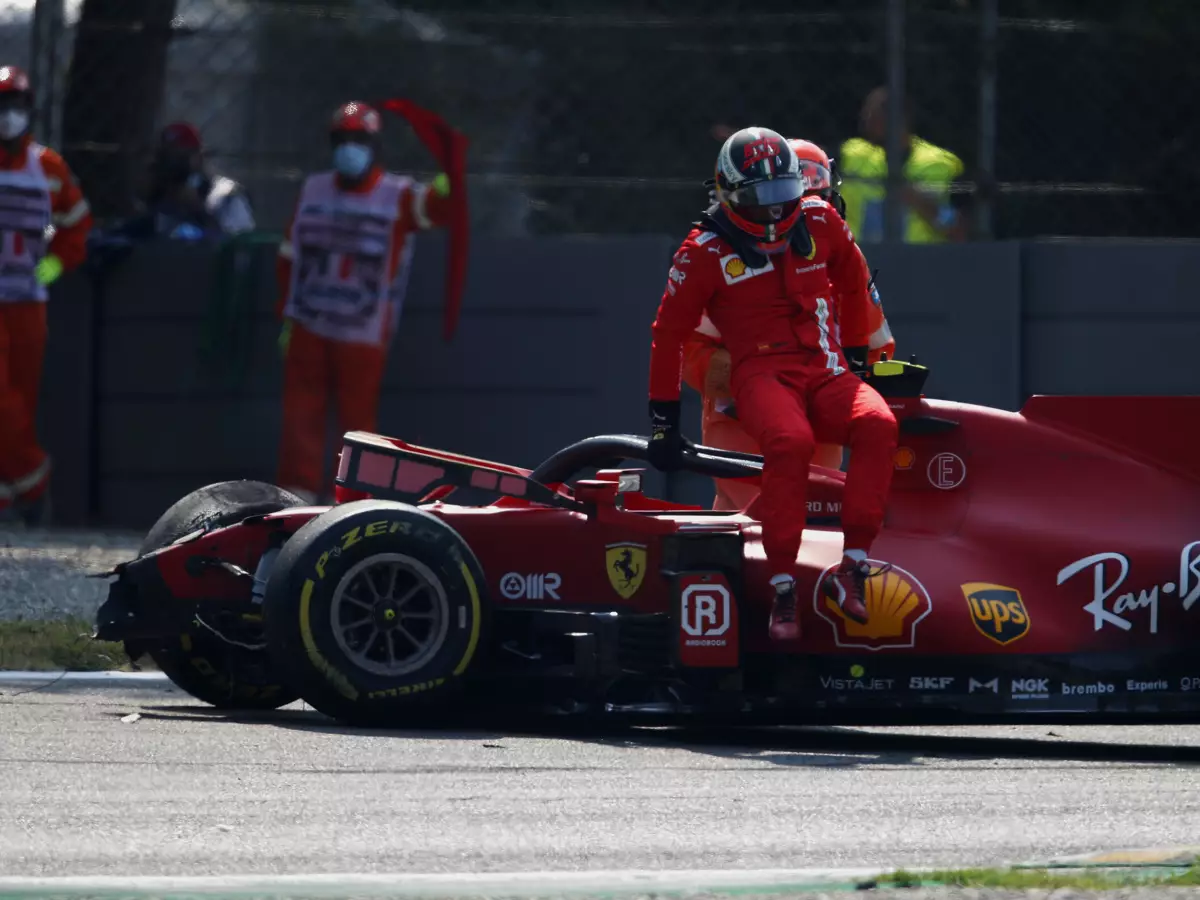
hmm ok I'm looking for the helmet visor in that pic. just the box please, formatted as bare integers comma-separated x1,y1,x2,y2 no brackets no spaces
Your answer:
798,160,832,194
726,175,803,225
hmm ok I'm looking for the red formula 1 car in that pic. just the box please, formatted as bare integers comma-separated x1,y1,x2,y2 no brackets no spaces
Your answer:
93,360,1200,727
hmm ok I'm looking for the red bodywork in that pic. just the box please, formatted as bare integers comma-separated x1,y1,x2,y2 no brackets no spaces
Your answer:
395,395,1200,661
145,392,1200,670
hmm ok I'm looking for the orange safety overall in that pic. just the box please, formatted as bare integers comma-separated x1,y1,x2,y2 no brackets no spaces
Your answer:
0,136,91,513
275,166,450,502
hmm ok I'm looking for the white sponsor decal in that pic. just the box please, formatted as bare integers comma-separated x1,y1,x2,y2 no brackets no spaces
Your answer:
821,676,894,691
1011,677,1049,699
969,677,999,694
910,676,954,690
681,583,731,640
927,452,966,490
1056,542,1200,634
1127,679,1169,692
1061,682,1114,695
499,572,561,601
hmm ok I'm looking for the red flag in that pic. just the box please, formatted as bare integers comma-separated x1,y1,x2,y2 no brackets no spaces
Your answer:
378,98,469,342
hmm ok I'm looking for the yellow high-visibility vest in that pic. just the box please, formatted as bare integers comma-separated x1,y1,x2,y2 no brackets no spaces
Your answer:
837,136,964,243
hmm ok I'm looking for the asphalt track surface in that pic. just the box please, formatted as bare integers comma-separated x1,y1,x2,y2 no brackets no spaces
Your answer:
4,681,1200,880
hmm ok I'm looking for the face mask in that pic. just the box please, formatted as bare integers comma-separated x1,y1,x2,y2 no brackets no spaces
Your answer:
333,143,372,179
0,109,28,141
158,151,197,185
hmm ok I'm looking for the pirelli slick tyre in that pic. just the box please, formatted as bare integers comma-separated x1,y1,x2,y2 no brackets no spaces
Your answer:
138,480,304,711
261,500,489,727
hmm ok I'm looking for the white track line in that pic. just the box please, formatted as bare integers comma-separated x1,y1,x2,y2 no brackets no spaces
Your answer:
0,670,169,685
0,868,890,896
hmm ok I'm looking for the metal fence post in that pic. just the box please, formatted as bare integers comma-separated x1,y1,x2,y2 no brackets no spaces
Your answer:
883,0,906,243
976,0,999,240
29,0,64,146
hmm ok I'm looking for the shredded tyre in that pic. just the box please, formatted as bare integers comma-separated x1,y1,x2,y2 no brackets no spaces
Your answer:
139,480,304,710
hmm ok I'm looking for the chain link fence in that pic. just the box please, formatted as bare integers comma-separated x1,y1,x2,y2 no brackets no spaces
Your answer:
15,0,1200,240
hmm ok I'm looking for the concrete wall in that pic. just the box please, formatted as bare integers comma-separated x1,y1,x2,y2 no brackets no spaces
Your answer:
38,236,1200,530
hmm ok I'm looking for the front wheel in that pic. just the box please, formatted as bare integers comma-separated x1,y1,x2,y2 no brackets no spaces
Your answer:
262,500,490,727
138,480,304,710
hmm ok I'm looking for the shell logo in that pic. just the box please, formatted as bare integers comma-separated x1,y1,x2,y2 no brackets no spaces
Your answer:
724,257,747,279
893,446,915,470
812,560,933,650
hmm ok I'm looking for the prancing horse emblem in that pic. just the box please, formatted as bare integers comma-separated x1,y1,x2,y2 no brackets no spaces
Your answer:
605,541,647,599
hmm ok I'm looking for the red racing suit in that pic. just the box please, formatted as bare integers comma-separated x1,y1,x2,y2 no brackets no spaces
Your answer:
649,198,898,572
682,209,896,510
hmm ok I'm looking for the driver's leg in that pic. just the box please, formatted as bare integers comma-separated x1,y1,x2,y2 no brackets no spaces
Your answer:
733,367,815,642
807,371,898,623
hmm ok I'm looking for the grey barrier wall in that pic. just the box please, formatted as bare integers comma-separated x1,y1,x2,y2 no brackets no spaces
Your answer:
38,235,1200,530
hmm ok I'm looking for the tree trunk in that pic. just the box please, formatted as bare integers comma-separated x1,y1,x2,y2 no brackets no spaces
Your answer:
61,0,178,220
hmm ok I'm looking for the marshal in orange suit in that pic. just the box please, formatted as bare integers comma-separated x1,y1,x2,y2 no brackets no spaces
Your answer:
0,65,93,525
681,138,895,511
274,101,454,503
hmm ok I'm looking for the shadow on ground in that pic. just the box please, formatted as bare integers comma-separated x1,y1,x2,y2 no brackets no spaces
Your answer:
121,700,1200,769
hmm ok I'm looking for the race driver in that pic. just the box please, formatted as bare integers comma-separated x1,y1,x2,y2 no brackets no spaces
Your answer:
645,126,899,643
682,138,896,511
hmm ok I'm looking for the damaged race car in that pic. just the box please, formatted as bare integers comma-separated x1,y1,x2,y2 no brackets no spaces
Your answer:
93,360,1200,727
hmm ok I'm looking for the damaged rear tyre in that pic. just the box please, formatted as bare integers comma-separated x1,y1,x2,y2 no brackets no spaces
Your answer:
139,480,304,710
262,500,489,727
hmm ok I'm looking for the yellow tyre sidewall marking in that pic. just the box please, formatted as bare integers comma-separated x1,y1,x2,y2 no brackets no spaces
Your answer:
453,561,482,676
300,578,359,701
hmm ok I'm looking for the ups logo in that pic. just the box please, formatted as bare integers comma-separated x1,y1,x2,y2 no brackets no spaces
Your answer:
961,582,1030,646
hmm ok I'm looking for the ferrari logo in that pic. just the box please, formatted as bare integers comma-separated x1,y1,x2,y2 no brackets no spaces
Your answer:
962,582,1030,645
606,541,646,599
724,257,746,279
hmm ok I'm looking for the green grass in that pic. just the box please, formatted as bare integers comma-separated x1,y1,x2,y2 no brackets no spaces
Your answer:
0,618,134,671
868,863,1200,891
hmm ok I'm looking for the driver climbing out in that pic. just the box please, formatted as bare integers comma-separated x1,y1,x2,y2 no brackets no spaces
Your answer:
646,126,899,642
682,137,896,511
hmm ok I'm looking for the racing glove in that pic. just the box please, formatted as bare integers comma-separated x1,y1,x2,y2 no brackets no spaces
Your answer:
647,400,686,471
35,254,64,286
844,346,869,379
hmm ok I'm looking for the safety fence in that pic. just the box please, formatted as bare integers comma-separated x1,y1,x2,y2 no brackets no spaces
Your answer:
12,0,1200,240
40,234,1200,529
